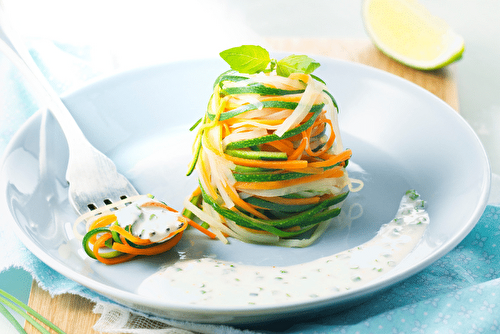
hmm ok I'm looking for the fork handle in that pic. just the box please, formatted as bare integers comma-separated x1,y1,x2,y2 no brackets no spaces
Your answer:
0,2,92,151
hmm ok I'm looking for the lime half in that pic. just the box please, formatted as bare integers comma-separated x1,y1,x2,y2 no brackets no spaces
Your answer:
362,0,465,70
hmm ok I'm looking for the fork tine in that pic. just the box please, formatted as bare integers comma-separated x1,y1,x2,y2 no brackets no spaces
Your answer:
65,143,139,215
69,182,139,215
67,161,139,215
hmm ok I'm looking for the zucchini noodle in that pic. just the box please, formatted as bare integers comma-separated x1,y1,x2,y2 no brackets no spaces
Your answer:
185,69,362,247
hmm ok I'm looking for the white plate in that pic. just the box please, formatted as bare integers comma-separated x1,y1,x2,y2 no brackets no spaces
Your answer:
0,57,490,325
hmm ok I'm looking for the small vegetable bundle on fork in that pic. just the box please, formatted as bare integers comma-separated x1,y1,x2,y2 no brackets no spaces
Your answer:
76,195,215,265
184,45,361,247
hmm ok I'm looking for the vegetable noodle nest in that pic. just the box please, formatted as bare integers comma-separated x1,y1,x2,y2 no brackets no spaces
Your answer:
184,69,359,247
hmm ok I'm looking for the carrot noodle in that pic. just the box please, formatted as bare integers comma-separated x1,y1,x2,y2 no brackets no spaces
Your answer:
94,233,136,265
178,215,217,239
185,68,363,247
140,201,178,212
254,195,321,205
112,232,184,256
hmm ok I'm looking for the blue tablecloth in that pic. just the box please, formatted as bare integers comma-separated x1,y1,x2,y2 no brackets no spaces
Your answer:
1,39,499,334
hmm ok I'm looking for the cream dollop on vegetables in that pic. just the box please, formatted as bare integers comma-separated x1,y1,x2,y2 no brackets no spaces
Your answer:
114,199,184,243
138,190,429,306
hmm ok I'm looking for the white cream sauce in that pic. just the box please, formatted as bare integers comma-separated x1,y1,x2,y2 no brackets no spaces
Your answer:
114,198,183,243
138,190,429,306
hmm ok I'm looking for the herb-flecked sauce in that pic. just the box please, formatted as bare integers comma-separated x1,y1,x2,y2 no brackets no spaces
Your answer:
138,190,428,306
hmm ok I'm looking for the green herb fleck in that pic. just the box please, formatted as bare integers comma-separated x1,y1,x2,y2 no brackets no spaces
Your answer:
405,189,419,200
394,218,403,224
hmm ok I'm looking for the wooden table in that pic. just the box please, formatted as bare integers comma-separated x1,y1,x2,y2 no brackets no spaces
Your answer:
24,39,459,334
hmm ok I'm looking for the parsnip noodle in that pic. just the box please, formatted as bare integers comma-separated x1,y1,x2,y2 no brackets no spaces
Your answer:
185,70,363,246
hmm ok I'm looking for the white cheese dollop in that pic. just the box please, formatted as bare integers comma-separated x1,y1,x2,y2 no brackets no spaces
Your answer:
114,199,184,243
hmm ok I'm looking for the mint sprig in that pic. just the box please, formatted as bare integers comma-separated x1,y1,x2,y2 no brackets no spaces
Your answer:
219,45,320,77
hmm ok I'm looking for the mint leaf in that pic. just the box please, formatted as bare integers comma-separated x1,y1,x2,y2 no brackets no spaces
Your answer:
276,55,320,77
219,46,321,77
220,45,271,74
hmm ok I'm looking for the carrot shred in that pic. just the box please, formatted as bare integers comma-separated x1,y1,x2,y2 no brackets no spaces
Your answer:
308,149,352,168
288,137,307,160
140,201,177,212
265,140,295,156
223,154,308,169
222,184,270,220
89,214,117,243
113,232,184,256
278,139,295,150
305,118,335,157
254,195,321,205
94,233,136,265
109,217,188,245
109,225,153,245
222,122,231,137
90,214,117,230
190,186,202,198
178,215,217,239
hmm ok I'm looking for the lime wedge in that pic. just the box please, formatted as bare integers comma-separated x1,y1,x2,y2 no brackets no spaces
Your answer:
362,0,465,70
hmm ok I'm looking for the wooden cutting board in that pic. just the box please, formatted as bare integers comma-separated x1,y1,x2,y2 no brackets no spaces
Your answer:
24,39,459,334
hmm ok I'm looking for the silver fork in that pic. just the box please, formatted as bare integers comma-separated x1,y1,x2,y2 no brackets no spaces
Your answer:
0,2,138,215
